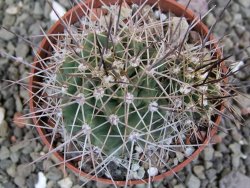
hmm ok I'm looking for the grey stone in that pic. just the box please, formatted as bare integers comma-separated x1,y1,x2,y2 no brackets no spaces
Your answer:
17,164,33,178
0,146,10,160
231,3,240,12
0,1,4,9
2,182,16,188
0,121,9,137
177,0,208,15
231,129,243,142
6,164,16,177
72,186,82,188
214,22,228,37
0,107,5,125
241,7,250,19
10,140,29,152
10,151,20,163
59,0,72,9
206,14,216,27
28,22,42,36
14,94,23,112
235,24,246,36
13,127,23,139
22,141,36,154
15,13,29,25
44,2,52,19
214,151,223,158
33,2,44,18
173,184,185,188
26,174,38,188
96,182,110,188
242,145,250,155
231,154,241,169
58,177,73,188
14,176,26,187
205,168,217,182
237,0,250,7
15,43,29,58
30,152,40,161
220,171,250,188
0,159,12,170
5,0,14,5
6,41,15,55
232,13,243,26
203,147,214,161
229,143,242,154
43,160,54,172
205,161,213,169
186,174,201,188
2,15,16,27
46,167,63,181
4,96,15,112
6,6,20,15
193,165,205,179
47,181,56,188
223,10,233,23
223,38,234,52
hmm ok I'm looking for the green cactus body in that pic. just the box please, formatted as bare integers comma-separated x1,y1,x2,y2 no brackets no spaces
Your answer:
40,2,224,180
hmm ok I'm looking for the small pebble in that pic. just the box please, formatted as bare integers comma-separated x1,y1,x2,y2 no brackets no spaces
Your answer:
6,6,19,15
147,167,158,177
58,177,73,188
35,172,47,188
50,1,66,22
0,107,5,124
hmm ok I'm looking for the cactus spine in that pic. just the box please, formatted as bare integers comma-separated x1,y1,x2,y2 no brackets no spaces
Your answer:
31,1,228,183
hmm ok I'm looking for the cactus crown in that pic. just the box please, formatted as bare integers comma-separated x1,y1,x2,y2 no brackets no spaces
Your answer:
34,1,226,183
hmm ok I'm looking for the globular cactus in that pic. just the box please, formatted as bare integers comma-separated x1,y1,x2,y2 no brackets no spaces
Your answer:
32,1,227,183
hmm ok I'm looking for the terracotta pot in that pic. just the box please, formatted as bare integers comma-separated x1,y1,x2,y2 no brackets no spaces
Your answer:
29,0,227,185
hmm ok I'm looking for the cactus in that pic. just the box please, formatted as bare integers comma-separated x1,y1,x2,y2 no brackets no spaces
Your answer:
26,1,233,184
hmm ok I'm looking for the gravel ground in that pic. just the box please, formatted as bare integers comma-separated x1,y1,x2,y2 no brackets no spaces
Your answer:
0,0,250,188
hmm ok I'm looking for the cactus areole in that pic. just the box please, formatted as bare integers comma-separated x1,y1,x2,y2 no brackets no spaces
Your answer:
29,0,228,185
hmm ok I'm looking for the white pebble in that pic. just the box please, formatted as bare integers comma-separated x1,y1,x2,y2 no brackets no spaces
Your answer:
154,10,161,19
6,6,19,15
0,107,5,124
35,172,47,188
147,167,158,176
160,13,167,21
58,177,73,188
184,147,195,157
50,1,66,22
131,163,140,171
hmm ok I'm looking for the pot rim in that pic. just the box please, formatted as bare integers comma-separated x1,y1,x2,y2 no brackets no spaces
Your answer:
29,0,228,185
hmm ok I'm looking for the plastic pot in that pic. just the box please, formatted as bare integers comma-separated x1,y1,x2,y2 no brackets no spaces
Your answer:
29,0,227,185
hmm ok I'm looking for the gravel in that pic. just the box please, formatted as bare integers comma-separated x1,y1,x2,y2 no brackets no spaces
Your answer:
58,177,73,188
186,174,200,188
193,165,205,179
220,171,250,188
0,0,250,187
0,107,5,124
203,147,214,161
0,146,10,160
